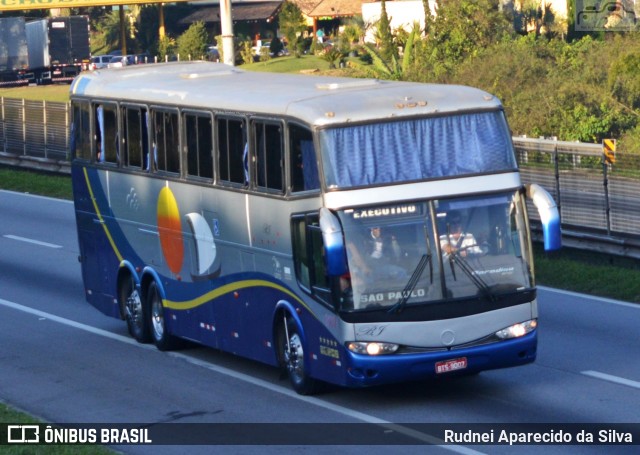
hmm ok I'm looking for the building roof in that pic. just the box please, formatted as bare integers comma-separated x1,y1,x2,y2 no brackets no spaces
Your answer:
292,0,367,18
179,2,283,24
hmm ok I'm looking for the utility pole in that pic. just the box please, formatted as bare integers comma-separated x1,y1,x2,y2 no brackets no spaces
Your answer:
219,0,234,66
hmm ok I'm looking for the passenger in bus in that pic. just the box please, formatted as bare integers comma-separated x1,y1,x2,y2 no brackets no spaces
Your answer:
346,226,407,289
351,226,404,267
338,270,372,310
440,212,482,257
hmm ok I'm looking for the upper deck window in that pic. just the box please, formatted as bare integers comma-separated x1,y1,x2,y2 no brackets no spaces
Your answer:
218,117,246,185
153,110,180,174
253,120,284,192
95,103,118,164
122,106,149,171
319,111,517,189
289,124,320,193
71,101,91,161
185,112,214,180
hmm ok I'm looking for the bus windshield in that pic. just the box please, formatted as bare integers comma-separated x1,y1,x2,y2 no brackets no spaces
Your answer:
319,111,517,189
337,191,533,312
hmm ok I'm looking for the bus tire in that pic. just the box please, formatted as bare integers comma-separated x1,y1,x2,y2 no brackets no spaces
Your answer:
280,318,321,395
147,281,181,351
120,274,151,343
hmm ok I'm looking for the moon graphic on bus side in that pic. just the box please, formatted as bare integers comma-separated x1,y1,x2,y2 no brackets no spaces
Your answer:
185,212,217,275
157,186,184,274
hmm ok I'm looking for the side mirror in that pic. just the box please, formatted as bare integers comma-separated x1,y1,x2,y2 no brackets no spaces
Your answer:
526,184,561,251
319,208,348,276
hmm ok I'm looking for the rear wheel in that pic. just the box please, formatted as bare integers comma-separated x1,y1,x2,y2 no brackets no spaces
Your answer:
279,317,321,395
120,275,150,343
148,281,181,351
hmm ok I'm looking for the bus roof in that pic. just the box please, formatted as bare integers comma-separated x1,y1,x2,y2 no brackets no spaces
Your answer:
70,61,503,127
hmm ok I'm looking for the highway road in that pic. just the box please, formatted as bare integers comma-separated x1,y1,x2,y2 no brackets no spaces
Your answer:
0,190,638,454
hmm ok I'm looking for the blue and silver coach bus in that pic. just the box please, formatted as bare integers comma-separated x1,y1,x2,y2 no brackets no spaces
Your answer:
69,62,560,394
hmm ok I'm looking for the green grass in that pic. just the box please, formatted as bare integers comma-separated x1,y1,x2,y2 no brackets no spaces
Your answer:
243,54,333,73
534,243,640,302
0,84,71,103
0,167,72,200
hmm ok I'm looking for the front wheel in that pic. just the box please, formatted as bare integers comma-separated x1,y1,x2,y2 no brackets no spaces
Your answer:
279,318,322,395
120,275,150,343
147,281,181,351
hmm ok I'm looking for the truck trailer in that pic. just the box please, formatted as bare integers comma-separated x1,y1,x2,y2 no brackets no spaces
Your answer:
24,15,91,84
0,17,29,86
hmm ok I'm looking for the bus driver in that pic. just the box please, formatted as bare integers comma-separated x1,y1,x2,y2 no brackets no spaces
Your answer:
440,211,482,257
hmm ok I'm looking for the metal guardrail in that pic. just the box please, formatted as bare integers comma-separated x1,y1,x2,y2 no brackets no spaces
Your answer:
1,99,640,257
0,97,70,173
514,137,640,258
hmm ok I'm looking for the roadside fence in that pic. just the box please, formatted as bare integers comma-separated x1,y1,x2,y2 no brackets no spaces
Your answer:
0,97,70,173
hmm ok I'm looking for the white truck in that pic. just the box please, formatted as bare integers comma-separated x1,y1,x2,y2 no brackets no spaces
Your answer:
0,17,29,86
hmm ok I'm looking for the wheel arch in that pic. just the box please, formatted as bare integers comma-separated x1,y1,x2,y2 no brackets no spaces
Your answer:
116,261,139,320
272,300,304,364
140,266,166,302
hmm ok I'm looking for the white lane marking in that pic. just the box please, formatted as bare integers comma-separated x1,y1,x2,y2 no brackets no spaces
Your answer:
581,370,640,390
3,235,62,249
0,297,483,454
0,298,143,347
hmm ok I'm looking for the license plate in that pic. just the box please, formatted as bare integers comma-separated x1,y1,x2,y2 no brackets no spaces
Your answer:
435,357,467,374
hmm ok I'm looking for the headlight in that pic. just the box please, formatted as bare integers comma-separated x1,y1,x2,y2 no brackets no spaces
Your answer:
495,319,537,340
347,342,399,355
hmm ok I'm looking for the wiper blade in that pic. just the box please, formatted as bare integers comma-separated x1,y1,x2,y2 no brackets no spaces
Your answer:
388,254,431,314
449,251,495,301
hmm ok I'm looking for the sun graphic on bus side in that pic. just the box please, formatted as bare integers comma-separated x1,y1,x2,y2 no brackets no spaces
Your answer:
157,186,184,274
156,185,219,277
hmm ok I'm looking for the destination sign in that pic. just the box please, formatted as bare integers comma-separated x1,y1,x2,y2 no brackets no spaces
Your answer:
346,203,422,220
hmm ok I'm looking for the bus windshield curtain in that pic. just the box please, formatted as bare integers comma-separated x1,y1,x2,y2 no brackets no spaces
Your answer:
321,111,517,188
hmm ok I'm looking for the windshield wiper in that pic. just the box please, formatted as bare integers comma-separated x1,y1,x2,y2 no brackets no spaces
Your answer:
388,253,431,314
448,250,495,301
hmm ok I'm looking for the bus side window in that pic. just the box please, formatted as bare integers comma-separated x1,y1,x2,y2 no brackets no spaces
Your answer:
217,117,246,185
291,217,310,289
289,124,319,192
153,110,180,174
291,214,331,306
71,101,91,161
253,120,284,192
94,103,118,164
123,106,148,170
185,112,214,180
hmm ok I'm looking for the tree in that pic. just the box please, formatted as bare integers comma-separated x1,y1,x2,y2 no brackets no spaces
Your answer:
350,24,420,80
422,0,434,37
177,21,209,61
377,0,397,63
157,35,177,62
91,10,131,55
609,51,640,110
426,0,513,75
278,1,307,57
